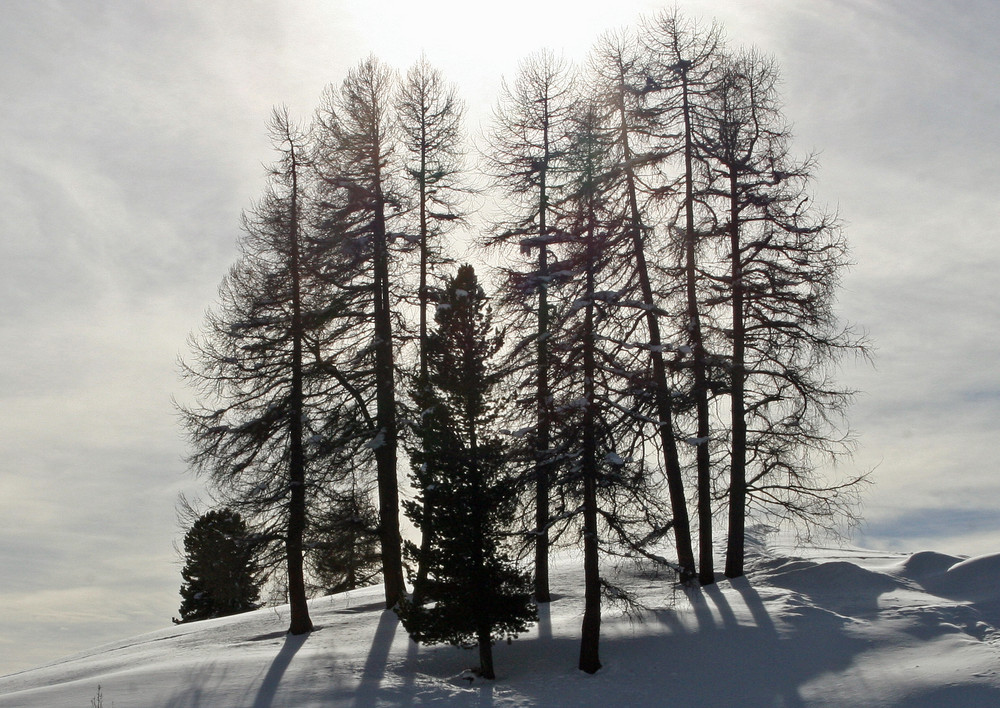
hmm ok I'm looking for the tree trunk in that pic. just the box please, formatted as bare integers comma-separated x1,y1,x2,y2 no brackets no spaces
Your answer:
467,393,497,681
412,121,433,606
286,142,313,635
725,170,747,579
578,213,602,675
478,625,496,680
680,64,715,586
579,452,602,674
534,123,552,603
613,85,696,580
372,179,405,608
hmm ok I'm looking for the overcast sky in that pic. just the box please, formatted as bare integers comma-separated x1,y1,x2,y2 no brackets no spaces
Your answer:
2,0,998,675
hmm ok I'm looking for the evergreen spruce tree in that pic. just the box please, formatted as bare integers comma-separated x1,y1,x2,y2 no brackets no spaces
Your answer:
307,487,382,594
175,509,262,624
399,264,536,680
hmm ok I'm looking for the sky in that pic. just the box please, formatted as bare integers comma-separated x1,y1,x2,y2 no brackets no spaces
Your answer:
1,0,998,675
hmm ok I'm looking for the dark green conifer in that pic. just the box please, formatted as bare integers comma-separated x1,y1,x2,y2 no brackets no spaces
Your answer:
175,509,262,623
399,264,536,680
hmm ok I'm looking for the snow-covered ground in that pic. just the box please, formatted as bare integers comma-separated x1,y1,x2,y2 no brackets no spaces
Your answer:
2,536,999,707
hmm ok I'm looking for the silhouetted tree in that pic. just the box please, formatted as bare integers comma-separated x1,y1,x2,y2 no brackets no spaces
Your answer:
175,508,262,624
541,96,675,674
313,56,407,608
588,28,696,580
696,49,869,577
395,56,465,602
484,51,577,603
398,265,536,680
563,101,611,675
180,108,328,635
642,9,725,585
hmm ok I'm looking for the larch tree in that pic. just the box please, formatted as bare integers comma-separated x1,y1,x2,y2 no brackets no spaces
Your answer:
588,28,696,580
550,97,670,674
395,55,465,602
564,100,610,674
642,9,725,585
180,108,327,635
484,50,577,603
313,56,406,608
398,264,536,681
696,48,869,578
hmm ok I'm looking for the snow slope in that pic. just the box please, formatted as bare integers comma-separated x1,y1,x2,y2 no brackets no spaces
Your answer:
2,538,1000,707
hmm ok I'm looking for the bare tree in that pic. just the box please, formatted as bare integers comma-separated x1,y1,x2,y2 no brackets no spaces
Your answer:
565,100,610,674
395,56,466,601
642,9,725,585
313,56,406,608
484,51,577,603
550,97,672,674
588,28,696,580
697,49,870,577
180,108,322,635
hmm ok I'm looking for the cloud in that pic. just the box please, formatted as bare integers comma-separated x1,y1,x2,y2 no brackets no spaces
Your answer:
859,506,1000,558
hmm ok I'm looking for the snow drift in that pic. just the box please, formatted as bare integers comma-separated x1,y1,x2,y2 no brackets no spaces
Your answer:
2,539,999,707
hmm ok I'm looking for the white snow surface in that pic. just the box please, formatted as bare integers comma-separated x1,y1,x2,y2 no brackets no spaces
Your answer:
3,539,1000,707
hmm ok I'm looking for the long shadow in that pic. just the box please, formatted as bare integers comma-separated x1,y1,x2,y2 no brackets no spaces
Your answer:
683,583,718,632
702,583,738,629
652,599,688,637
536,601,553,641
730,578,806,708
379,576,886,707
398,629,419,708
730,578,776,635
352,610,401,708
252,632,310,708
476,681,495,707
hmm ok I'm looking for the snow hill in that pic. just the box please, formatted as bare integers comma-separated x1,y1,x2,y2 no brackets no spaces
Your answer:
2,538,1000,707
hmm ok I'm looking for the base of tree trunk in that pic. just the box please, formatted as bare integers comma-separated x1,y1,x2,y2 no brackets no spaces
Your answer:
579,608,601,674
478,634,495,680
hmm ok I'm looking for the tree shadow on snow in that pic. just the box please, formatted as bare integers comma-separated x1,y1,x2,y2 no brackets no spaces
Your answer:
162,661,228,708
327,578,894,707
475,578,874,707
536,600,553,641
251,631,310,708
352,610,402,708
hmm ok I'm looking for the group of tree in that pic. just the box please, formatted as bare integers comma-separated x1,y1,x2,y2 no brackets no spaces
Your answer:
179,53,467,638
178,7,867,679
